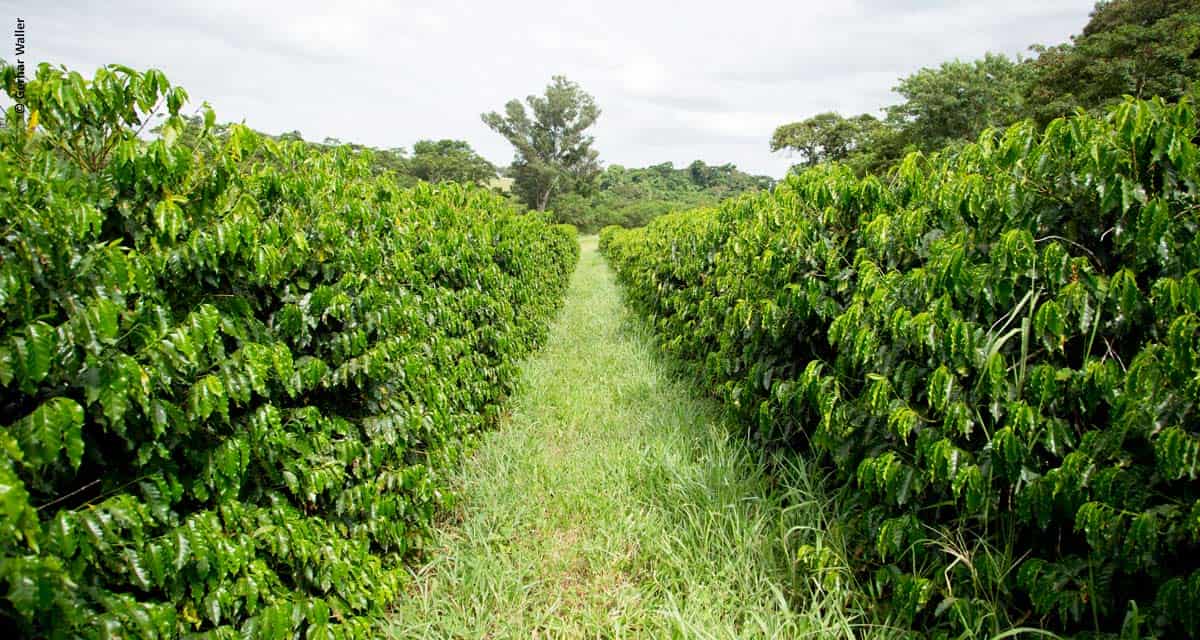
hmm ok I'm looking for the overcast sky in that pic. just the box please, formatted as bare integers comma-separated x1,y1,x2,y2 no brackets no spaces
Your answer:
4,1,1094,177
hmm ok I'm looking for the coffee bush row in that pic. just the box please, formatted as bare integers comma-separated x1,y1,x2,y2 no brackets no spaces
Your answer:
0,63,577,638
602,94,1200,638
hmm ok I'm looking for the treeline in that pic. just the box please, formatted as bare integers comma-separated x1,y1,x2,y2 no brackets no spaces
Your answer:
171,116,500,188
0,62,577,638
772,0,1200,175
550,160,774,232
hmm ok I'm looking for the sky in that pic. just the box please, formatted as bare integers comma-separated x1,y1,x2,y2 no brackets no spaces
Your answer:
2,1,1095,177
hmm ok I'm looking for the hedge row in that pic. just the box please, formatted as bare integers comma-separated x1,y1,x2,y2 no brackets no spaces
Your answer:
0,63,577,638
601,94,1200,638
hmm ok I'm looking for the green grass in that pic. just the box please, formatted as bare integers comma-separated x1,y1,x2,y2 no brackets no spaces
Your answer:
388,236,889,639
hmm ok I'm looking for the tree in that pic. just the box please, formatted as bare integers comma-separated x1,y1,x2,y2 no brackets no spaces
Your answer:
886,53,1032,152
1025,0,1200,123
407,139,496,185
770,112,883,166
482,76,601,212
370,147,412,182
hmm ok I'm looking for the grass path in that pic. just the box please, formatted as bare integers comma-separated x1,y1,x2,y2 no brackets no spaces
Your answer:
388,237,864,639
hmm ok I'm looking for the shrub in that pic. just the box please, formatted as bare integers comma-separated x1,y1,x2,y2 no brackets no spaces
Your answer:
603,94,1200,638
0,63,577,637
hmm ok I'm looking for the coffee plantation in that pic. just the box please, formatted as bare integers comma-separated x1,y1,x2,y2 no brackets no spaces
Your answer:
0,63,577,638
601,94,1200,638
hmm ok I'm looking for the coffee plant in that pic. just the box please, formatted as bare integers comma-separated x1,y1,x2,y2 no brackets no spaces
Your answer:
0,62,577,638
602,93,1200,638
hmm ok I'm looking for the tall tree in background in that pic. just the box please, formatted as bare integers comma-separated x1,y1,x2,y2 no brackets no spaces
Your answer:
407,139,497,185
886,53,1032,152
482,76,601,212
770,112,885,166
1025,0,1200,123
